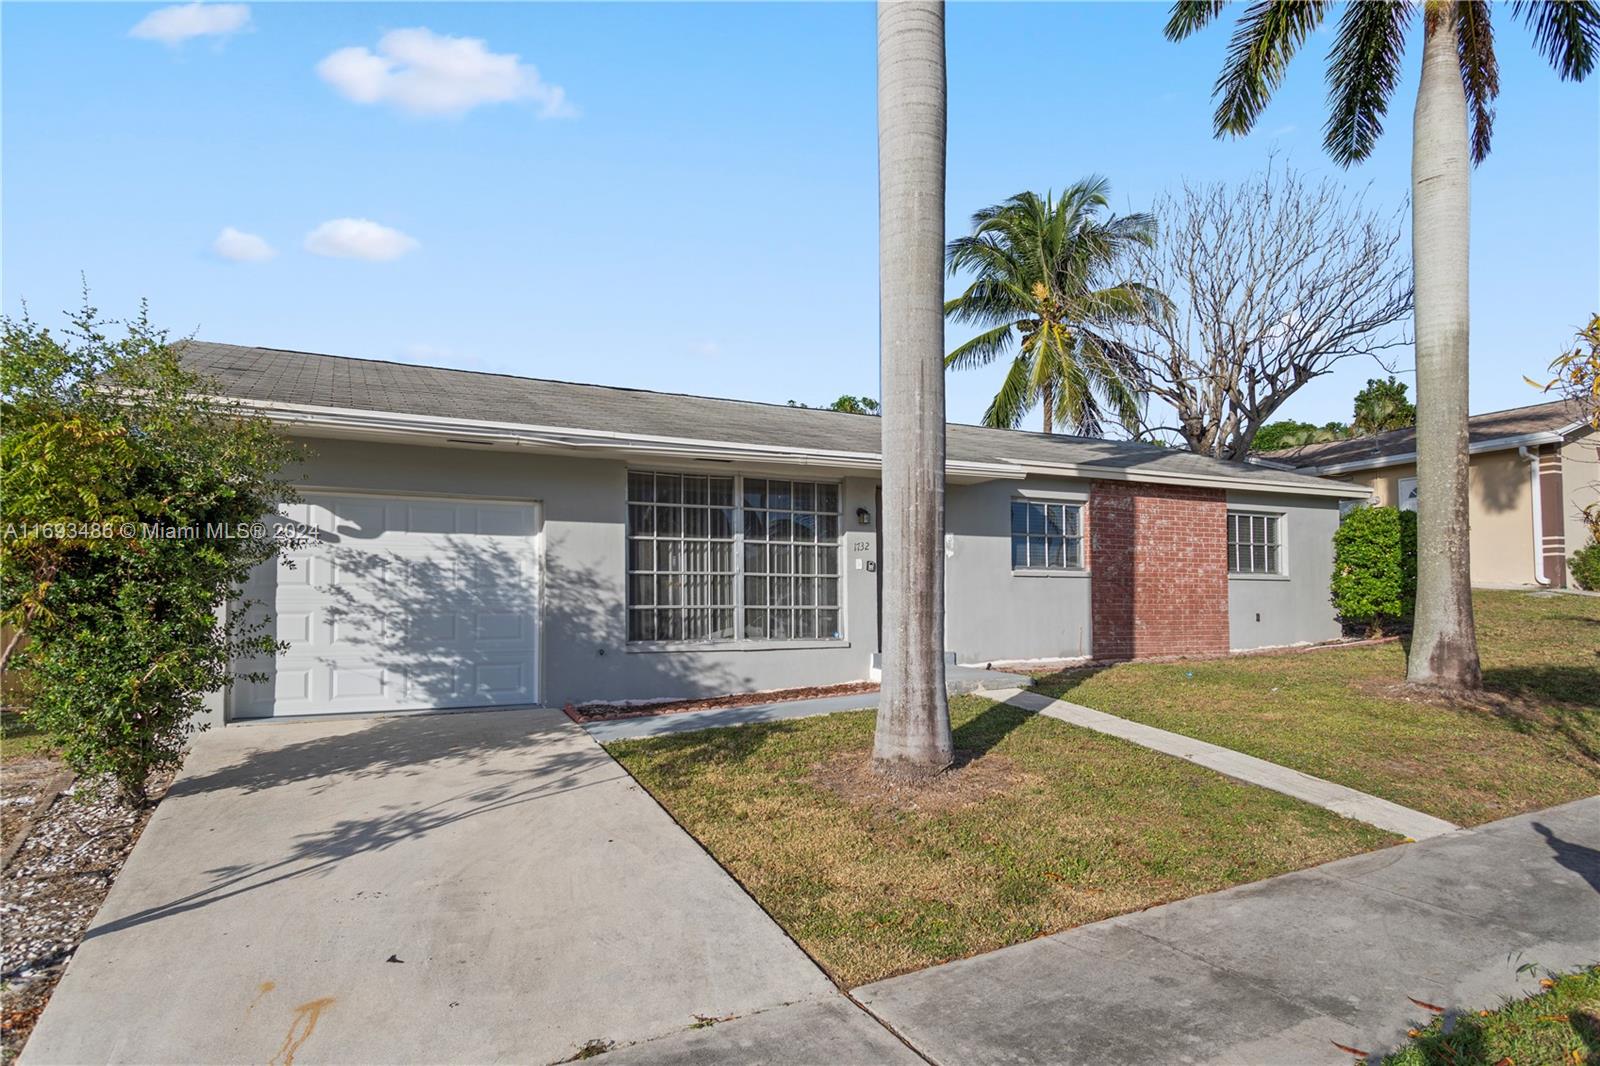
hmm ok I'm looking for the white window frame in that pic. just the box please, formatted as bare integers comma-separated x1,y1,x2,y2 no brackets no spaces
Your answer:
1396,476,1419,512
625,469,846,649
1009,497,1087,575
1227,509,1287,579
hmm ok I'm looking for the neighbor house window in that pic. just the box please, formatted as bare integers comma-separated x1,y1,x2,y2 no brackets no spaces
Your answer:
626,472,841,642
743,478,841,640
627,472,737,641
1010,500,1083,570
1228,512,1282,575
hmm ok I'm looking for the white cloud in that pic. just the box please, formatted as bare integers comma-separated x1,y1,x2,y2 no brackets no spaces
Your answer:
213,226,275,262
316,28,574,118
130,3,250,45
303,218,419,261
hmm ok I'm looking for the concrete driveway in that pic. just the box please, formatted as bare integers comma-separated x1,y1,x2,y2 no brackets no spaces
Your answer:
23,708,904,1065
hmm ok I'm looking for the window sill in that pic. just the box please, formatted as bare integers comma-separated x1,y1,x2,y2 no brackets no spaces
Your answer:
1011,568,1091,579
1229,572,1290,582
626,639,852,654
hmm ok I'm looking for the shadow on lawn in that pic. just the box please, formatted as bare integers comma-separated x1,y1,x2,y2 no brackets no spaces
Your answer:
1479,665,1600,765
613,696,1037,783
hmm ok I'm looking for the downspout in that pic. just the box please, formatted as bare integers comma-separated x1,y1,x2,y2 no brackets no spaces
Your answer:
1518,446,1551,587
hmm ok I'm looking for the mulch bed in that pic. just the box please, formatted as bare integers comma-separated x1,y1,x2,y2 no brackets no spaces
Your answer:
566,680,880,722
1,770,172,1064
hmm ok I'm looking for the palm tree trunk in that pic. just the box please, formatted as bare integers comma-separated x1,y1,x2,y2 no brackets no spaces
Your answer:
872,0,953,778
1407,7,1482,690
1041,380,1054,435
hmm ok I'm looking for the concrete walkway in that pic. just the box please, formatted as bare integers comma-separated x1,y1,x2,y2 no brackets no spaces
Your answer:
997,689,1459,840
23,708,908,1065
856,796,1600,1065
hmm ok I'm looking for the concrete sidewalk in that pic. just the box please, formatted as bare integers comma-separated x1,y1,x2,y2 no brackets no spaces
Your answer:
855,796,1600,1066
998,689,1459,840
23,708,885,1065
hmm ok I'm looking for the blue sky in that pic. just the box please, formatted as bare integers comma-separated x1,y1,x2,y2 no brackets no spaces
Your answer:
4,2,1595,431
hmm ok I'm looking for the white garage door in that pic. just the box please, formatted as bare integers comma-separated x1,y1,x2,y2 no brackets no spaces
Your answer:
232,492,540,719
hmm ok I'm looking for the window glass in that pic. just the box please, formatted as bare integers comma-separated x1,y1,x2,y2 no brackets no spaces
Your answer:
1227,512,1282,575
628,472,842,642
1009,500,1085,571
627,472,737,640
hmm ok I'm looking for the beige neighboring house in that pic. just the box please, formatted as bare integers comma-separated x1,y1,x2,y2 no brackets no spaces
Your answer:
1260,399,1598,588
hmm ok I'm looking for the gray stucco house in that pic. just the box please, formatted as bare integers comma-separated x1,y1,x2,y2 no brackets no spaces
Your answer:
182,342,1367,722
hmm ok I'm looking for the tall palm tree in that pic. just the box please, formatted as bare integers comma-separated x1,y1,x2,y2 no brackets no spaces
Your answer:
872,0,953,779
945,181,1157,435
1167,0,1597,691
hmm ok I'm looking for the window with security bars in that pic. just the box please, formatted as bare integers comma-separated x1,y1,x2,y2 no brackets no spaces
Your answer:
626,472,737,641
1228,512,1282,574
1010,500,1084,570
742,478,842,640
625,472,842,642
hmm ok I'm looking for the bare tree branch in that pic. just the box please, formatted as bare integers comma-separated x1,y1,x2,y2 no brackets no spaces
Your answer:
1111,160,1413,461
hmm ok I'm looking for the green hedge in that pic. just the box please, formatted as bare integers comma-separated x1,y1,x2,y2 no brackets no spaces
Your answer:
1572,539,1600,591
1331,505,1416,630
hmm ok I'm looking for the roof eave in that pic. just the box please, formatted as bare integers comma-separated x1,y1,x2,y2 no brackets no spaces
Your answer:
1297,429,1570,475
233,397,1360,496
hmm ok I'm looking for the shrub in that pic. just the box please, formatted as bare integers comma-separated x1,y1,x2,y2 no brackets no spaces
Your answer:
1571,539,1600,591
1331,505,1417,631
1,302,301,804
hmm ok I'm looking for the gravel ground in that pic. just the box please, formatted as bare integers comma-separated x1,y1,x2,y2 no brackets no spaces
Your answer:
1,771,170,1064
0,759,64,862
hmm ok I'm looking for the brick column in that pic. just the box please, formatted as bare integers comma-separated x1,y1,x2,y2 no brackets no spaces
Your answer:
1089,481,1229,660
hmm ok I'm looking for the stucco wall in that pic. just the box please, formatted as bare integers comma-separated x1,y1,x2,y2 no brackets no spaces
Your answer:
1226,491,1342,650
1563,432,1599,557
228,435,1347,716
245,436,880,712
944,477,1092,663
1339,449,1537,586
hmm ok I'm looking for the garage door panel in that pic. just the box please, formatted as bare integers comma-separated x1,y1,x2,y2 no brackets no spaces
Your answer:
233,493,539,718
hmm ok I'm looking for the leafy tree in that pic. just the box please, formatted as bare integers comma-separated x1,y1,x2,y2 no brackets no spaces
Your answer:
1165,0,1599,691
1252,420,1350,451
1,302,300,803
874,0,952,780
944,180,1156,435
788,395,881,415
1351,376,1416,435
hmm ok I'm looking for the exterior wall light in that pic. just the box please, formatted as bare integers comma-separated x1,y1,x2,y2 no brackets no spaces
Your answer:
856,507,872,526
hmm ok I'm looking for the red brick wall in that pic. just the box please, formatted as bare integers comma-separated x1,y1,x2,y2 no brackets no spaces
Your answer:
1089,480,1229,660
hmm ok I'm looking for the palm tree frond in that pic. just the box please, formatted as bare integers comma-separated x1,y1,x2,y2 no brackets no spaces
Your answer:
1167,0,1228,41
1214,0,1332,137
1323,0,1412,166
981,351,1037,430
1512,0,1600,80
944,323,1018,371
1455,0,1500,165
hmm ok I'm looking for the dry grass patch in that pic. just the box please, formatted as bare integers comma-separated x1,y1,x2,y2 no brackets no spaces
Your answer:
809,748,1030,813
1030,590,1600,827
608,697,1395,987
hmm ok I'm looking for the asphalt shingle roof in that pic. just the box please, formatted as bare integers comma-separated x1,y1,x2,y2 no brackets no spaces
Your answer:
1257,398,1586,469
178,341,1354,494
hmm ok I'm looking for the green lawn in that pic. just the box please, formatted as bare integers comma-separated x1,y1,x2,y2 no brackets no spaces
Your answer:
1031,590,1600,826
609,696,1396,987
1372,966,1600,1066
